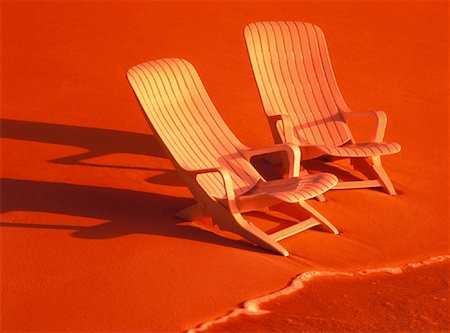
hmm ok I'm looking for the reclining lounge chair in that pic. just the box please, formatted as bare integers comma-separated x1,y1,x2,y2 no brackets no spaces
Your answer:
244,21,401,195
127,58,339,256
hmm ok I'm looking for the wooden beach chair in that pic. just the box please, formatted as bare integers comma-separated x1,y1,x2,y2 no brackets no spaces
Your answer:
127,58,339,256
244,22,401,195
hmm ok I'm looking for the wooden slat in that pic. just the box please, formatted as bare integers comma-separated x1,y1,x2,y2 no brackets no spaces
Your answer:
313,25,353,140
127,59,261,198
270,22,313,145
305,23,347,145
245,23,278,116
240,172,338,203
296,22,338,146
159,60,236,195
317,142,401,157
333,180,380,189
149,61,227,196
176,59,261,193
175,60,262,192
245,21,352,147
289,22,329,145
270,218,320,241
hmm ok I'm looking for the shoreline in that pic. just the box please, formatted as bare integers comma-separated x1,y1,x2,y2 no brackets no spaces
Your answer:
187,254,450,332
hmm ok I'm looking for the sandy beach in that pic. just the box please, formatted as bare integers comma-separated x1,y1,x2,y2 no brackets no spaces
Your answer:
1,1,448,332
198,258,449,332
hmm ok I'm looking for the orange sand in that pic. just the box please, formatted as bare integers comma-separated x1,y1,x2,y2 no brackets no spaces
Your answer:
204,260,450,332
1,1,448,332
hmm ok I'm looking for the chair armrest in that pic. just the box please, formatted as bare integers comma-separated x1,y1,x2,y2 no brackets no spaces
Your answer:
268,114,295,143
342,110,387,142
185,166,236,203
240,143,301,177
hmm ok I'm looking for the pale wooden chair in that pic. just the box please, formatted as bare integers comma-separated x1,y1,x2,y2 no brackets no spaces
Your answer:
127,58,339,256
244,21,401,195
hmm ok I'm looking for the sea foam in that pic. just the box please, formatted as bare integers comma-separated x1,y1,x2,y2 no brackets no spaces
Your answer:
186,254,450,332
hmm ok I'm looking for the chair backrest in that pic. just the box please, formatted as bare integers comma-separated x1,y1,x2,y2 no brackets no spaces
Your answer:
245,21,352,146
127,58,261,198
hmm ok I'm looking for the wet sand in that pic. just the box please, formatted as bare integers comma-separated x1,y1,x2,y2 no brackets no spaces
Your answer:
197,259,449,332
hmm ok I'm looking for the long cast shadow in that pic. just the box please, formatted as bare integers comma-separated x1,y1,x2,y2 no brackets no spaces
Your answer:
0,118,167,170
1,118,185,185
0,178,263,253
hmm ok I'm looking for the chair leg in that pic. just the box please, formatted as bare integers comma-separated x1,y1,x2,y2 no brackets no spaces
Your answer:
315,194,326,202
213,211,290,256
298,201,339,234
194,199,337,256
370,156,397,195
338,157,396,195
176,201,290,255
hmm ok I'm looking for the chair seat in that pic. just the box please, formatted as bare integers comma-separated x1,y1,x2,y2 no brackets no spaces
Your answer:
128,57,340,256
241,173,338,203
315,141,401,158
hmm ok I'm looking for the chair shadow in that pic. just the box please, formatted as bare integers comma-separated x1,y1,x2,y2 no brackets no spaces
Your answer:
144,172,184,186
0,118,168,170
303,158,364,182
0,178,265,253
1,118,185,185
0,120,272,253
